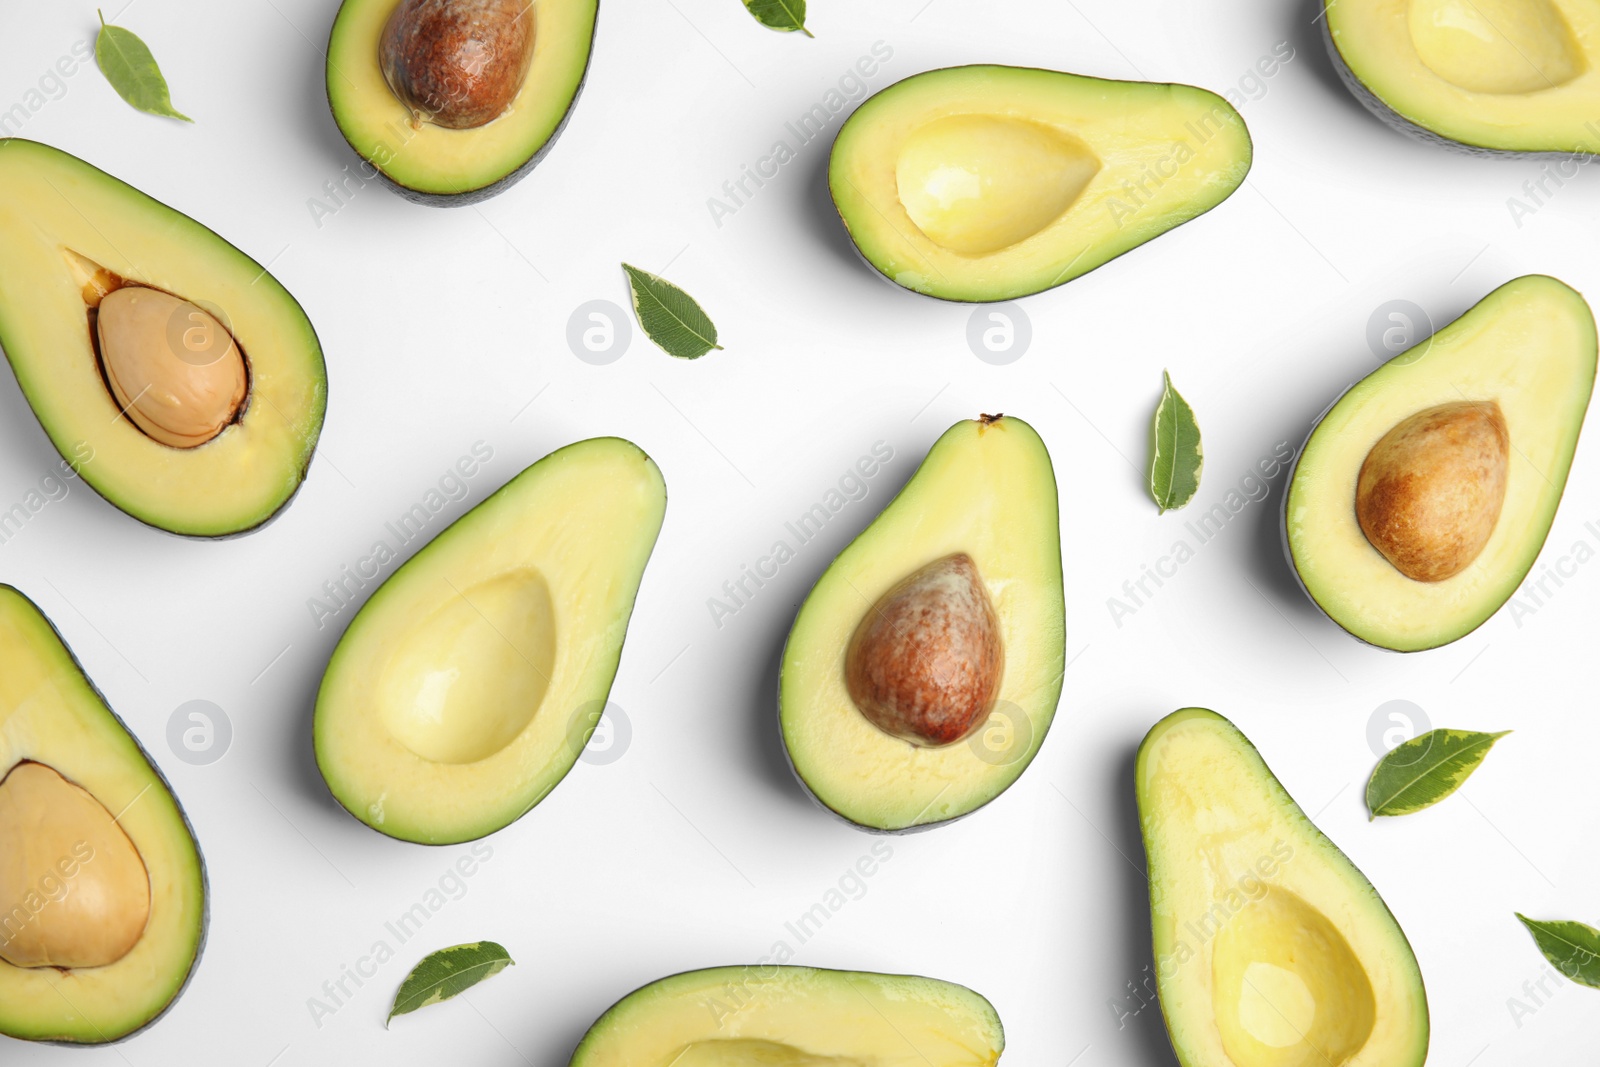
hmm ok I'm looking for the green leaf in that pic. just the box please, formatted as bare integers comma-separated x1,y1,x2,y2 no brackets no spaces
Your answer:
1365,729,1510,818
95,10,192,122
742,0,813,36
387,941,514,1026
1517,914,1600,989
622,264,723,359
1148,370,1202,512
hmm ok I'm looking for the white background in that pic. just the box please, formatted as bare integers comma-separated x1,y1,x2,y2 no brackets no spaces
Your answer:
2,0,1597,1064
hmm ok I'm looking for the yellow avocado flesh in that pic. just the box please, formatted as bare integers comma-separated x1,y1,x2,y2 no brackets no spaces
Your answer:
1136,710,1428,1067
327,0,597,199
0,586,205,1044
780,417,1064,831
1328,0,1600,151
829,66,1252,301
568,966,1004,1067
1286,276,1596,652
314,437,666,844
0,139,326,536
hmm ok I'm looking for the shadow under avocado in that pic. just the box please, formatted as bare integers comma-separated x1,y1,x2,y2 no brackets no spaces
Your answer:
1108,741,1181,1067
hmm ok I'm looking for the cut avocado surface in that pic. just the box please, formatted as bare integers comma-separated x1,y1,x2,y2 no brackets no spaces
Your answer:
569,965,1004,1066
1137,708,1428,1067
0,586,206,1044
828,65,1252,301
780,416,1064,832
1286,275,1595,652
0,139,326,537
327,0,598,204
1327,0,1600,153
314,437,666,844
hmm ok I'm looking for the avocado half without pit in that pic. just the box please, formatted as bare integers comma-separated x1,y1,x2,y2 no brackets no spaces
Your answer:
780,415,1064,832
568,965,1005,1066
1326,0,1600,153
0,586,206,1044
327,0,599,203
1137,709,1428,1067
314,437,666,844
0,139,327,537
1285,275,1596,651
828,65,1253,301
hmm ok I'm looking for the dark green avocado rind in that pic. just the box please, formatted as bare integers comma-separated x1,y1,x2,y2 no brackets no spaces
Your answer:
0,584,209,1046
323,3,600,206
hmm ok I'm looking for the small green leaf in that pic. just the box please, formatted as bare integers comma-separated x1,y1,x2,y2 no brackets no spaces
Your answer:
1516,914,1600,989
95,10,192,122
622,264,723,359
387,941,514,1026
742,0,813,36
1148,370,1202,512
1365,728,1510,818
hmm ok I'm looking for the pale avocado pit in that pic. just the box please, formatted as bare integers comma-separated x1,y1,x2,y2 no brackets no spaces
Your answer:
0,762,151,970
379,0,535,130
1406,0,1583,95
845,552,1004,747
1355,401,1509,582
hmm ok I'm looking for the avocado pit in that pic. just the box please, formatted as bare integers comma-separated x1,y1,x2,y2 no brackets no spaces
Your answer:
0,762,151,970
1355,400,1510,582
379,0,535,130
845,553,1004,747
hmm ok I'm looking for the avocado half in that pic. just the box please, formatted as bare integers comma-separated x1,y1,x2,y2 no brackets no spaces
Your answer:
1325,0,1600,154
1285,275,1595,652
569,965,1005,1066
0,140,326,537
314,437,665,844
828,65,1252,301
326,0,599,204
780,416,1064,832
1137,708,1428,1067
0,586,207,1044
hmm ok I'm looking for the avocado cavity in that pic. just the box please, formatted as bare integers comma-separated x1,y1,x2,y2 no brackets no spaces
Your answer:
1355,401,1509,582
0,762,151,970
845,552,1004,747
894,115,1100,255
1406,0,1583,96
379,0,536,129
376,567,557,765
671,1039,864,1066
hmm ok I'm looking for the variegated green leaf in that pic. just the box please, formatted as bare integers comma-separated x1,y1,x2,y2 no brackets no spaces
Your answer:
1148,370,1202,512
1517,914,1600,989
1366,729,1510,818
387,941,514,1025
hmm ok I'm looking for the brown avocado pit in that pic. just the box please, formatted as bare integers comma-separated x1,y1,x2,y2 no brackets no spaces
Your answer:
845,552,1004,747
0,762,152,970
379,0,535,130
1355,400,1510,582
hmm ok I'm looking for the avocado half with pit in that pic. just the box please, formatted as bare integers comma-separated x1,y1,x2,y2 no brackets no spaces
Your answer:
0,140,326,536
1285,275,1595,652
1325,0,1600,153
828,65,1252,301
1137,709,1428,1067
327,0,598,204
314,437,665,844
0,586,207,1044
569,965,1004,1066
780,415,1064,832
